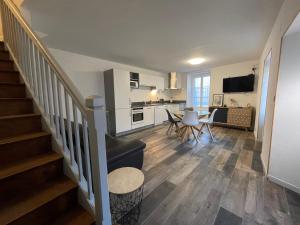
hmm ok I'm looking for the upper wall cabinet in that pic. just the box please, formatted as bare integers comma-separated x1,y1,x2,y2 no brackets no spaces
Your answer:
156,77,165,90
139,74,154,87
139,73,165,90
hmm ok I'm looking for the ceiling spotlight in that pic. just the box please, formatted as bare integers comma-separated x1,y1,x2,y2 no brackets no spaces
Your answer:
188,57,205,65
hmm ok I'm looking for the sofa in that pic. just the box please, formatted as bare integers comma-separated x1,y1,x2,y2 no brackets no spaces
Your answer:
105,135,145,172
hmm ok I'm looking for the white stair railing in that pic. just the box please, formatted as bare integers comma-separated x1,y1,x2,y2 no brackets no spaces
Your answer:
0,0,112,224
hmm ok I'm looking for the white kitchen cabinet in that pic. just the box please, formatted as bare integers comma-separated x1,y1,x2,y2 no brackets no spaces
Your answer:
139,74,154,86
113,69,131,108
104,69,131,135
155,76,165,90
155,105,168,125
115,108,132,133
144,106,155,126
167,104,180,113
140,74,165,90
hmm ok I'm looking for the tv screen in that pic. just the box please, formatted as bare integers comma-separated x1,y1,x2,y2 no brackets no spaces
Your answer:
223,74,255,93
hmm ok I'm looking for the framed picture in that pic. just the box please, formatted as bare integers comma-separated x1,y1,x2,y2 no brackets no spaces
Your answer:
212,94,224,107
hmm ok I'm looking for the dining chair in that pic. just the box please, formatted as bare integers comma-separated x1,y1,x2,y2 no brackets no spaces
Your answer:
180,111,200,142
165,109,181,135
198,109,218,140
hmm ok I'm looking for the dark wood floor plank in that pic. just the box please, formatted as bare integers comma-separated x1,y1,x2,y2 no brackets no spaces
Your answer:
220,169,249,217
244,173,264,224
251,151,263,173
213,207,242,225
223,153,239,177
138,181,176,223
224,136,238,151
209,149,232,171
190,189,223,225
235,150,254,174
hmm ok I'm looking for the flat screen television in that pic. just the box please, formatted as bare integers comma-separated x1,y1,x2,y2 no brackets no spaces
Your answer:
223,74,255,93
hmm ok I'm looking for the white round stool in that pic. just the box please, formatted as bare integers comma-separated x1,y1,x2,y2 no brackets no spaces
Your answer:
108,167,144,225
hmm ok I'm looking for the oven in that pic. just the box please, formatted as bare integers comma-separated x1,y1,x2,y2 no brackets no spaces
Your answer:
131,107,144,128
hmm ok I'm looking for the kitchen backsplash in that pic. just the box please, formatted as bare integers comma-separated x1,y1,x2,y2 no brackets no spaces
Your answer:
130,88,186,102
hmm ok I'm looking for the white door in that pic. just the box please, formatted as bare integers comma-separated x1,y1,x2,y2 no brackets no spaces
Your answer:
258,52,271,141
115,108,132,133
113,69,131,109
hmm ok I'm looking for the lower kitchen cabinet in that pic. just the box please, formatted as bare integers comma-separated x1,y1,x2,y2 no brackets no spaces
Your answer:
155,105,168,125
144,106,155,126
115,108,132,133
167,104,180,113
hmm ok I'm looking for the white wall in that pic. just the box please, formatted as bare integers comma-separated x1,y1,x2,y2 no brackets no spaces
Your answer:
209,60,259,107
268,30,300,193
254,0,300,174
49,48,185,104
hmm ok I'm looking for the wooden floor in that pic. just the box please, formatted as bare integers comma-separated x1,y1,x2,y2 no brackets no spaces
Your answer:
122,124,300,225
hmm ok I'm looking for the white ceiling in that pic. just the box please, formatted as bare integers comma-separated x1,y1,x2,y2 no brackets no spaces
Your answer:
21,0,283,73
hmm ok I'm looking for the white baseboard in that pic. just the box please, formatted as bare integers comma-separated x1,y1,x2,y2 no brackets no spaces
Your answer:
268,175,300,194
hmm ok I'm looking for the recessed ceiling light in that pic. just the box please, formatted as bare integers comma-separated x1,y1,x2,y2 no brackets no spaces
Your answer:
188,57,205,65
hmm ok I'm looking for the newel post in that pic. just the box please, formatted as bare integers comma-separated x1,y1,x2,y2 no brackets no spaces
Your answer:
86,96,112,225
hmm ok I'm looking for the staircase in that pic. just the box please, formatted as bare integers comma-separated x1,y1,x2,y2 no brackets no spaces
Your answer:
0,41,95,225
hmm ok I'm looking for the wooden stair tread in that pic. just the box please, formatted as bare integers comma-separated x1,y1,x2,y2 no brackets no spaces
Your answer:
0,70,19,74
0,59,13,62
0,68,20,74
50,206,95,225
0,177,77,225
0,82,24,86
0,113,40,120
0,152,62,180
0,131,50,145
0,97,31,101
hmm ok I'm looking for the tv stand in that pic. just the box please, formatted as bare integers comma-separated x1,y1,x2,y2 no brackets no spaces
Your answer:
209,106,253,131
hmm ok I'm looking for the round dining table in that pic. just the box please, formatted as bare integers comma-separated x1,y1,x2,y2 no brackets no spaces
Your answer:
173,110,210,120
173,110,210,140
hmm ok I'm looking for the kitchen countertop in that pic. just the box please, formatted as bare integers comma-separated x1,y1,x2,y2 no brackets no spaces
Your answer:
131,100,186,108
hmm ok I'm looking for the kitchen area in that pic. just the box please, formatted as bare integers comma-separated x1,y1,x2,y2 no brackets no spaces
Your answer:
104,69,186,136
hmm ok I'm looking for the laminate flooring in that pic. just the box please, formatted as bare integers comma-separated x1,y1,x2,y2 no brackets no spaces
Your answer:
121,124,300,225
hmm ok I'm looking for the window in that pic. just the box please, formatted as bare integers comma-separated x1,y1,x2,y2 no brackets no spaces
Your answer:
188,72,210,108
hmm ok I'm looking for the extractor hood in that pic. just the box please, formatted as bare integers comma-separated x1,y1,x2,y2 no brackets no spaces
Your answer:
167,72,181,90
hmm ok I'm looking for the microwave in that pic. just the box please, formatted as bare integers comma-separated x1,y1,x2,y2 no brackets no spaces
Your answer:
130,80,139,89
130,72,139,88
